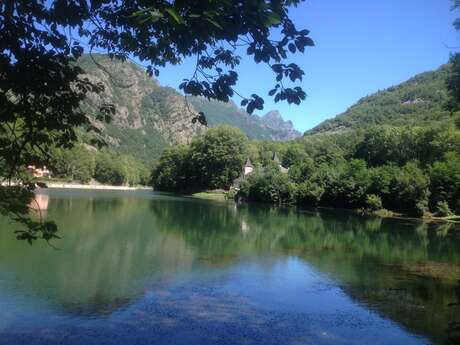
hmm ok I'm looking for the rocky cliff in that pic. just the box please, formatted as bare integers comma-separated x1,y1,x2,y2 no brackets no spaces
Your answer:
78,54,206,161
259,110,301,140
189,98,301,141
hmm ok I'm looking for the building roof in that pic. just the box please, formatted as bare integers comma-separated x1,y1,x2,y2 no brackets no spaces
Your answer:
272,152,280,164
244,158,254,168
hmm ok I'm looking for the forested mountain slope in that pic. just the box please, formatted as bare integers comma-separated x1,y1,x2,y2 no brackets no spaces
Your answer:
306,65,452,135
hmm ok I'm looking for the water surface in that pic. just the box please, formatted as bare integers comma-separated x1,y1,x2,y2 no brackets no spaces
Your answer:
0,189,459,345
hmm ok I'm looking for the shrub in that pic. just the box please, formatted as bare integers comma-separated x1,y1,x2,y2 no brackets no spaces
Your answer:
436,201,454,217
365,194,383,211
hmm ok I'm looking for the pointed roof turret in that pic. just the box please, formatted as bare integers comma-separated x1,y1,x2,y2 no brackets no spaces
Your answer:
272,152,280,164
244,158,254,168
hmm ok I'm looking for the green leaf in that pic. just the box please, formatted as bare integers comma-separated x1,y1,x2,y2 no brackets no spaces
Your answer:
131,9,163,24
148,10,164,22
165,8,183,24
264,12,281,27
206,17,223,29
131,10,145,17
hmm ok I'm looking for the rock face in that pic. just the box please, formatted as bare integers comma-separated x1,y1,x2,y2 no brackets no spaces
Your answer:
189,98,301,141
78,54,206,161
259,111,301,141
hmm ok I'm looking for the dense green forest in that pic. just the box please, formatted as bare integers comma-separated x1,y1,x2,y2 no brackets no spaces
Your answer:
152,121,460,217
152,126,249,192
49,144,151,186
152,62,460,218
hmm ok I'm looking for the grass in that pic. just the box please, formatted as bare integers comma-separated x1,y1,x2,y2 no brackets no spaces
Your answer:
191,191,227,201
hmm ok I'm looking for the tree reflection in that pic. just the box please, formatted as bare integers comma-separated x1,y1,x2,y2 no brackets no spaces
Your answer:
0,191,459,343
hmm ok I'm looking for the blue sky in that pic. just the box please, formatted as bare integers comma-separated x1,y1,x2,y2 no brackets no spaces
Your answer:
153,0,459,132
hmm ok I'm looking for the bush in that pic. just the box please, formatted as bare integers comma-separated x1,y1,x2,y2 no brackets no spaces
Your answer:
226,188,238,200
436,201,454,217
365,194,383,211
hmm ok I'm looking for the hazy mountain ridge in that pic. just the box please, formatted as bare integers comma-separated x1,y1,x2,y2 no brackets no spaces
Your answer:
306,64,452,135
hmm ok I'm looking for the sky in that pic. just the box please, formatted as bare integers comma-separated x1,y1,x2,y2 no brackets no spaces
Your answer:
153,0,460,132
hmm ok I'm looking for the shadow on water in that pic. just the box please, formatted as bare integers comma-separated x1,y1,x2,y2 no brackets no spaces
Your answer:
0,189,459,344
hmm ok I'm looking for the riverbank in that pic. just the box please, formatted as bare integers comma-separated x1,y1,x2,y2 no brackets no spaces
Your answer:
40,182,151,191
34,183,460,224
189,191,229,201
311,206,460,224
234,193,460,224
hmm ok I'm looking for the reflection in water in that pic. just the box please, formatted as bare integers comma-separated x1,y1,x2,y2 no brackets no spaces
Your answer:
0,189,459,344
29,193,49,213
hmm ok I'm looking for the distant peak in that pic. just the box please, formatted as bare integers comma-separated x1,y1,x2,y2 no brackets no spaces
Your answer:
263,110,282,119
259,110,301,140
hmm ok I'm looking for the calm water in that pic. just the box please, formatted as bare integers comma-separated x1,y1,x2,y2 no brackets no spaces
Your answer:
0,189,459,345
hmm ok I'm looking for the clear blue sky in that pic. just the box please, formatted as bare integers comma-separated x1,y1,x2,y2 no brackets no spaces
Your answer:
154,0,459,132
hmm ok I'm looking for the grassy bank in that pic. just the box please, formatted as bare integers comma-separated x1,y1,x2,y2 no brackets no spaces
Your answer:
190,191,228,201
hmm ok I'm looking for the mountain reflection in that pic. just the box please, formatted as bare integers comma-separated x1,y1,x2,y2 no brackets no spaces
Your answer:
0,190,459,343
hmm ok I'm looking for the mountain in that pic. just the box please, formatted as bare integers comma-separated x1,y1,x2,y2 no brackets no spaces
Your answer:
189,98,301,140
78,54,300,164
306,64,452,135
260,110,301,140
78,54,206,163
